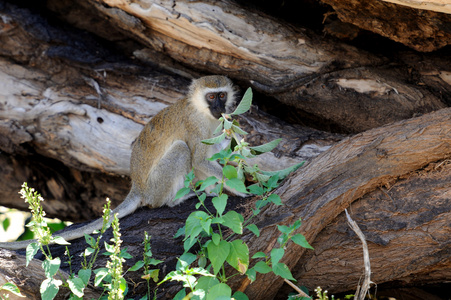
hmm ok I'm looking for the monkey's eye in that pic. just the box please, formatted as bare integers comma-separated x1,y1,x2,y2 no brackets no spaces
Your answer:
219,92,226,99
207,93,215,100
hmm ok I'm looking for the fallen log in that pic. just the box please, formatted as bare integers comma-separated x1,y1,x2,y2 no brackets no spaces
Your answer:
227,107,451,299
2,108,449,299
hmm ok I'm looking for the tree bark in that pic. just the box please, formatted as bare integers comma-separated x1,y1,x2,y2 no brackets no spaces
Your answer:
228,107,451,299
322,0,451,52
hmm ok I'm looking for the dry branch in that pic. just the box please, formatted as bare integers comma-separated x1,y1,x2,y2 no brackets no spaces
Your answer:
345,209,372,300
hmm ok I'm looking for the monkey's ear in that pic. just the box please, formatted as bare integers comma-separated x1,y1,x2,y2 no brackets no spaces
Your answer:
231,88,252,116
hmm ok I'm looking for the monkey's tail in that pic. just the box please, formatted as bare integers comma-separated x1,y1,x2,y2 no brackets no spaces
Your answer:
48,191,142,243
0,192,141,251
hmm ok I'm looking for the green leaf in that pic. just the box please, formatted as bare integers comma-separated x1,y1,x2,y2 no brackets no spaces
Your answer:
231,124,248,135
212,194,228,216
148,258,164,265
232,291,249,300
251,252,267,259
52,236,70,246
174,226,185,239
195,276,220,293
253,261,272,274
224,116,233,130
0,282,23,296
292,219,302,230
183,237,197,252
40,278,62,300
199,176,219,192
201,218,212,235
26,242,39,267
104,242,114,254
261,162,305,181
213,120,224,135
291,234,314,250
255,172,271,183
245,268,256,282
223,165,238,179
119,277,127,294
272,262,296,281
42,257,61,278
265,174,280,190
147,269,160,283
231,88,252,116
226,240,249,274
277,225,292,235
246,224,260,237
177,252,197,271
84,234,96,248
212,216,224,224
78,269,91,286
206,283,232,300
222,211,244,234
128,260,145,272
174,187,191,200
247,184,264,196
185,211,210,241
68,277,85,298
270,248,284,265
173,289,187,300
185,170,196,187
208,149,233,162
268,194,282,205
207,240,230,275
84,247,95,257
212,233,221,245
225,178,247,194
2,217,10,231
249,138,282,155
202,132,226,145
198,256,207,268
93,268,109,286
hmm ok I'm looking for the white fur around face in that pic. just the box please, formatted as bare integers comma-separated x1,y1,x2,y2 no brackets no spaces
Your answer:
190,85,236,120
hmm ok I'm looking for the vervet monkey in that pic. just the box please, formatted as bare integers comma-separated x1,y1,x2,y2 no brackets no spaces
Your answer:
0,75,244,250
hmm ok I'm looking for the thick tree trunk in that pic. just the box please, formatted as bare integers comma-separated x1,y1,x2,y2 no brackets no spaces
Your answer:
225,107,451,299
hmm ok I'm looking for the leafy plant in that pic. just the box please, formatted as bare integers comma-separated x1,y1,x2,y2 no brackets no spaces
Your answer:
162,88,309,299
128,231,163,300
0,282,24,299
19,183,133,300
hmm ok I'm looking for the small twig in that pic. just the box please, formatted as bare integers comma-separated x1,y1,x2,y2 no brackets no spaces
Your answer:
345,209,373,300
284,278,310,298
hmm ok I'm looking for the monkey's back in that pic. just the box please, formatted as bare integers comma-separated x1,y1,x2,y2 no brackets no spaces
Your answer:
130,98,214,192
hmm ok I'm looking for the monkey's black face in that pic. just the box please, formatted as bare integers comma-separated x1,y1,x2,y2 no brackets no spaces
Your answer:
206,92,227,119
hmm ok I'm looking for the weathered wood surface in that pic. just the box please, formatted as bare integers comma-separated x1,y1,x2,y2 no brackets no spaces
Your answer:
322,0,451,52
227,107,451,299
293,161,451,294
47,0,451,132
382,0,451,14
